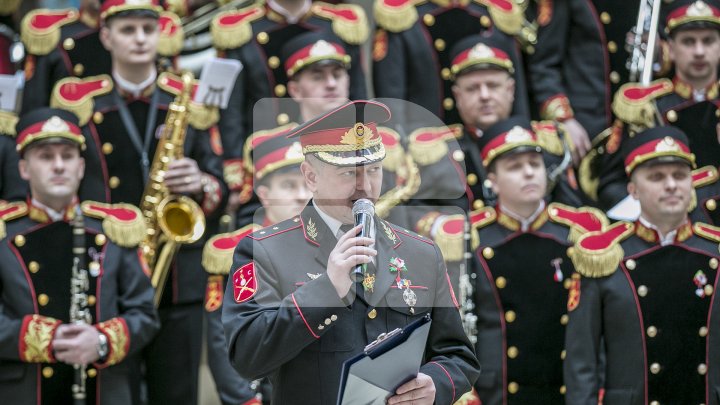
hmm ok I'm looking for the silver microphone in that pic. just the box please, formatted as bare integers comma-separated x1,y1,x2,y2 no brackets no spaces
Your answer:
351,199,374,281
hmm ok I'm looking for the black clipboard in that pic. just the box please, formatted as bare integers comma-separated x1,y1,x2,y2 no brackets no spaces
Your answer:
336,314,432,405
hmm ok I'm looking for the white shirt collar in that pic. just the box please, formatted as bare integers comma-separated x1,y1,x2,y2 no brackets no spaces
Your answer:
693,88,706,102
267,0,312,23
638,215,678,246
32,198,66,222
113,70,157,98
502,200,546,232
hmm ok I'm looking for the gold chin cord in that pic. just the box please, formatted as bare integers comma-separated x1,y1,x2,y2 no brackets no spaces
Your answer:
140,72,206,307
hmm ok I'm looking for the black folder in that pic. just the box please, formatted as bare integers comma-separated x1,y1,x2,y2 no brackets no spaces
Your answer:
336,314,432,405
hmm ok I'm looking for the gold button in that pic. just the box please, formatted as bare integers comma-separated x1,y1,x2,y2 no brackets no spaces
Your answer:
330,314,338,321
505,310,516,323
38,294,49,306
716,109,720,118
607,41,617,53
705,285,714,296
14,235,25,247
698,363,708,375
88,295,96,306
268,56,280,69
324,318,331,325
63,38,75,50
625,259,636,270
563,279,572,289
73,64,84,76
473,200,484,210
560,350,566,360
276,113,289,125
443,97,454,111
318,324,325,330
102,143,113,155
109,176,120,189
423,14,435,26
560,314,569,325
368,308,377,319
560,385,566,395
637,285,648,297
275,84,286,97
710,258,719,270
610,71,620,84
650,401,659,405
650,362,661,374
707,199,717,211
95,234,107,246
508,381,519,394
452,150,465,161
90,261,100,273
434,38,446,51
482,247,494,259
525,45,535,55
647,326,657,338
700,326,709,337
495,276,507,289
29,261,40,273
507,346,518,358
93,111,104,124
666,110,677,122
87,368,97,378
42,366,54,378
600,11,611,24
467,173,478,186
440,68,451,80
256,32,269,44
480,15,491,27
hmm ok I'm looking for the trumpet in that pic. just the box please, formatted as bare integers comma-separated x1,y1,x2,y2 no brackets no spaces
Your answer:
627,0,662,84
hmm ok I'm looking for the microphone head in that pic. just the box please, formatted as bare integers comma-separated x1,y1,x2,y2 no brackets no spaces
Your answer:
352,198,375,217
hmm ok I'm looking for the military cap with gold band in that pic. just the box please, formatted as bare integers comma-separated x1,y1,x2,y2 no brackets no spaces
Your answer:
621,126,696,175
449,34,515,80
245,125,304,182
475,116,542,168
15,107,85,155
100,0,162,21
281,31,352,79
285,100,390,166
665,0,720,35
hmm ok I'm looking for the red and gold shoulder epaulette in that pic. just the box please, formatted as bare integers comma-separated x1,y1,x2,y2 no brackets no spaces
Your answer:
157,11,184,57
476,0,523,36
80,202,146,248
51,75,113,126
692,165,719,189
548,202,609,242
568,221,634,278
311,2,369,45
378,126,404,172
0,110,18,137
539,94,574,123
21,8,78,56
157,72,219,130
0,201,29,240
532,120,566,156
374,0,422,33
433,214,466,261
375,129,421,219
693,222,720,243
612,79,673,127
407,125,463,166
210,5,265,50
203,224,261,275
470,206,497,230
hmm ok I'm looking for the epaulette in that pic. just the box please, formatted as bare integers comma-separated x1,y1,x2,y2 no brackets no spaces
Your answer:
693,222,720,243
311,2,369,45
249,217,302,241
21,8,78,56
378,126,404,172
539,94,574,122
470,206,497,228
407,125,463,166
547,202,608,243
476,0,524,36
202,224,260,275
533,120,564,156
157,72,219,130
0,111,18,136
692,165,719,189
80,201,146,248
568,221,634,278
0,201,28,240
433,214,466,261
157,11,184,57
375,128,421,219
0,0,20,15
612,79,673,128
374,0,422,33
210,5,265,50
50,75,113,126
390,223,435,246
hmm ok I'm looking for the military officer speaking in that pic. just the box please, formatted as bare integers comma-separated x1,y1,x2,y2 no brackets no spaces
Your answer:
0,107,159,405
221,100,479,404
565,126,720,404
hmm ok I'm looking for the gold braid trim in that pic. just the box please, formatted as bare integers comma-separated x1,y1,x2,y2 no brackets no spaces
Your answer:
50,75,113,126
81,202,147,248
479,0,523,35
0,0,20,15
547,203,609,243
612,79,672,127
211,6,265,50
164,0,189,17
376,153,421,219
693,222,720,243
407,126,456,166
96,318,129,367
533,121,563,156
0,111,18,136
202,224,259,275
189,103,220,130
157,11,185,57
21,9,78,56
692,166,719,188
311,2,369,45
568,222,634,278
19,314,60,363
416,211,442,237
374,0,420,33
0,201,29,240
434,214,465,262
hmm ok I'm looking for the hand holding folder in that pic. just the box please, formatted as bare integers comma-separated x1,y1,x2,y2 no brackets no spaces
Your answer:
337,314,432,405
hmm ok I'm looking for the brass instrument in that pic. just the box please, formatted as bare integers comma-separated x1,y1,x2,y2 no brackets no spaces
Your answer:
140,72,206,306
70,213,90,405
627,0,662,84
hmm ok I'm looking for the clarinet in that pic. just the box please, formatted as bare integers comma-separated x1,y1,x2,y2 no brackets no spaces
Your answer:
69,210,90,405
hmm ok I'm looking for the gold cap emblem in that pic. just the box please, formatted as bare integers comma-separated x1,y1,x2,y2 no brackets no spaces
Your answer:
469,43,495,59
285,142,304,160
655,136,680,152
505,126,534,143
309,40,337,57
42,116,70,133
688,0,712,16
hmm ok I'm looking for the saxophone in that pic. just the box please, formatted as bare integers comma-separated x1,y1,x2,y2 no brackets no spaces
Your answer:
140,71,206,306
69,212,90,405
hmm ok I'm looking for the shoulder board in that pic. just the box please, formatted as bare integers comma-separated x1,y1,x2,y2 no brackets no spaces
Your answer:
80,202,146,248
157,11,184,57
407,125,462,165
548,202,609,242
51,75,113,126
0,201,28,240
311,2,369,45
250,217,302,241
157,72,219,130
21,8,78,56
692,165,719,189
532,120,564,156
0,111,18,137
693,223,720,243
470,206,497,230
476,0,523,35
210,5,265,50
374,0,421,33
378,126,404,172
202,223,260,275
434,214,466,261
390,224,435,246
0,0,20,15
612,79,673,127
568,221,634,278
